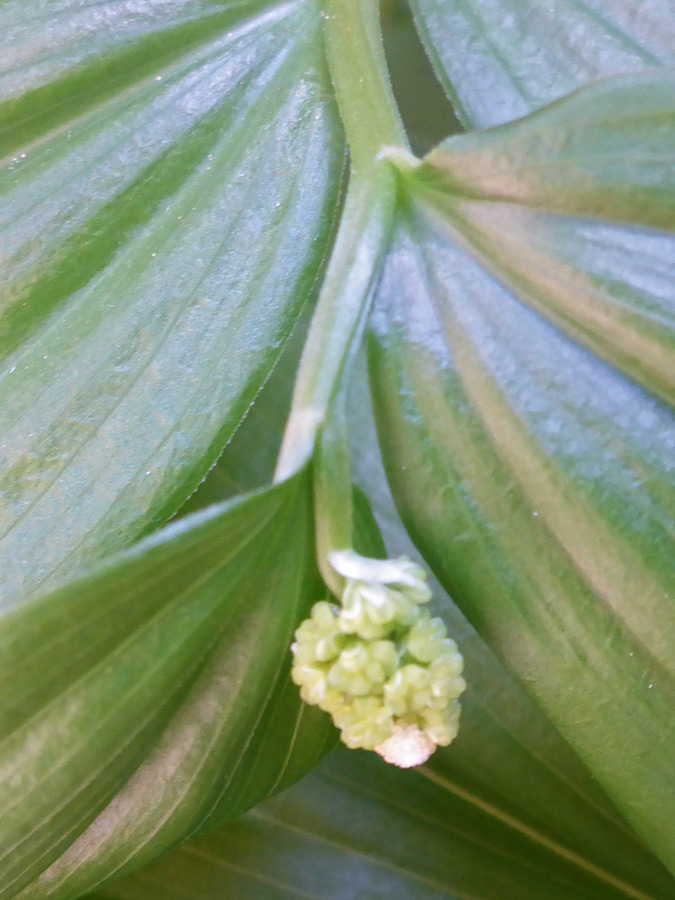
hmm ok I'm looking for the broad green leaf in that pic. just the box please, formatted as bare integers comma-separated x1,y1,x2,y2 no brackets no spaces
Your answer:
86,745,675,900
79,351,675,900
411,73,675,406
409,0,675,127
187,327,675,897
421,73,675,229
178,303,312,512
347,360,675,898
0,0,344,606
196,323,675,896
0,473,335,900
368,196,675,870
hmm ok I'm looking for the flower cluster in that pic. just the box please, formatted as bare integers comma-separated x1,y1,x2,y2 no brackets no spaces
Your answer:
291,552,465,767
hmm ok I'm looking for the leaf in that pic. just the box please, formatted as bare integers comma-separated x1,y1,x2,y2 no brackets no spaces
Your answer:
347,358,675,898
178,302,312,512
187,317,675,900
409,0,675,127
0,0,344,606
84,745,675,900
3,346,392,900
367,187,675,872
40,343,670,900
190,312,675,896
411,73,675,406
0,473,336,900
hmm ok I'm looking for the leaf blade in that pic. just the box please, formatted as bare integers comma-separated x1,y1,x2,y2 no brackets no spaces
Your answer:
368,198,675,871
83,745,675,900
0,0,344,605
0,474,335,899
347,358,675,896
65,357,675,900
409,0,675,127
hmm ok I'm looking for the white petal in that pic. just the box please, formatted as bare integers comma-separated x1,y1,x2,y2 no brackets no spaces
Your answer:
329,549,426,590
374,723,436,768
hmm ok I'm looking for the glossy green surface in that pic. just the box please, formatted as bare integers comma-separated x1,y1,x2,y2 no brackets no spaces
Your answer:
414,73,675,405
369,198,675,869
0,0,344,605
410,0,675,127
148,350,675,900
83,747,675,900
350,363,675,898
2,0,675,895
1,475,334,899
68,371,675,900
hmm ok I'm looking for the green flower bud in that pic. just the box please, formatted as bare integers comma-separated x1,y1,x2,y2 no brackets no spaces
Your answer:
327,640,398,695
291,663,328,706
421,701,461,746
292,601,344,663
290,552,465,766
339,582,418,639
384,663,433,716
333,696,393,750
317,688,351,719
406,617,456,663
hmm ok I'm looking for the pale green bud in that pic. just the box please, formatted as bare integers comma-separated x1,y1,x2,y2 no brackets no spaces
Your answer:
406,617,456,663
330,550,432,608
291,601,345,664
429,649,464,680
327,640,398,696
384,664,434,716
290,552,466,767
291,663,328,706
339,581,420,639
429,656,467,702
421,702,462,746
317,688,351,719
333,696,394,750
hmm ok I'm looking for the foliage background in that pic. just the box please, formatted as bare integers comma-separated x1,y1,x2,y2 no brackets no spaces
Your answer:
0,0,674,897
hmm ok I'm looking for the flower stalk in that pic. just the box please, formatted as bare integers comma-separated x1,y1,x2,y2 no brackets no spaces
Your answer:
277,0,464,766
274,0,411,482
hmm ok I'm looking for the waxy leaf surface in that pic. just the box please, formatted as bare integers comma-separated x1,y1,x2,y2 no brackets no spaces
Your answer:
410,0,675,127
369,181,675,869
414,73,675,405
64,346,675,900
349,365,675,898
0,475,334,900
84,745,675,900
0,0,344,605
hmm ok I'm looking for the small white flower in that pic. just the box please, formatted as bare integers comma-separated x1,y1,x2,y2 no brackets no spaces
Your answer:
374,723,436,768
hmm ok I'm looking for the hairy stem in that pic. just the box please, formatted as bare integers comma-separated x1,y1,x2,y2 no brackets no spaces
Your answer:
322,0,407,171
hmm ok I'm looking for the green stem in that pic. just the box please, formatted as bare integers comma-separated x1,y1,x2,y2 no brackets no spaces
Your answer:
314,378,353,595
274,0,409,484
322,0,408,172
273,170,395,483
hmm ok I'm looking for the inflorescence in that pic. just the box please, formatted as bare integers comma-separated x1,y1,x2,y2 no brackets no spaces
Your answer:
291,551,465,767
